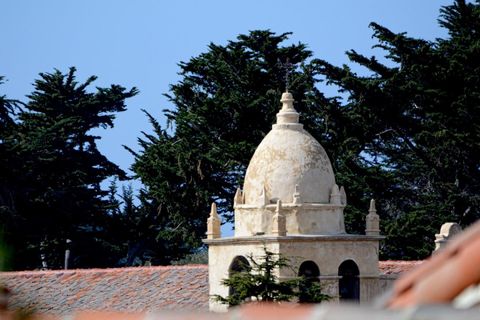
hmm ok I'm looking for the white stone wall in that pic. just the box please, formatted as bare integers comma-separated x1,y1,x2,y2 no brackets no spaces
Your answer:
207,236,382,311
208,241,281,312
234,204,346,236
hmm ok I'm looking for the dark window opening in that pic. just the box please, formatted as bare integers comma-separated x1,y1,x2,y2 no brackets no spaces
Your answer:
298,260,320,303
228,256,250,297
338,259,360,302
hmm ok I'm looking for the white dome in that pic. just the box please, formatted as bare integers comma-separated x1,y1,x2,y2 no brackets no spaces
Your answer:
243,92,335,205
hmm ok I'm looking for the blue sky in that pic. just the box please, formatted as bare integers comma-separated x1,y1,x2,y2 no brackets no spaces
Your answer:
1,1,452,233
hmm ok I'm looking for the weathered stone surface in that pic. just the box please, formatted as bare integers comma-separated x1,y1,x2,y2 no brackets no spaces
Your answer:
235,92,346,236
206,202,221,239
434,222,462,251
366,199,380,236
242,126,335,206
242,92,335,207
271,200,287,236
205,92,383,311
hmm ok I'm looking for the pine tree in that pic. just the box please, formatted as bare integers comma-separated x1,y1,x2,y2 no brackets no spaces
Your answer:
313,0,480,258
215,248,330,306
1,68,138,269
129,31,332,263
132,1,480,261
0,77,22,222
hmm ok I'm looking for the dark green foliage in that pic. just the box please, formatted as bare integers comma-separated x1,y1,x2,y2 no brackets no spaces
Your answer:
0,76,20,130
0,68,137,269
171,248,208,265
2,0,477,267
298,279,330,304
107,184,175,266
312,0,480,259
0,77,22,225
130,31,330,263
215,248,330,306
133,1,480,261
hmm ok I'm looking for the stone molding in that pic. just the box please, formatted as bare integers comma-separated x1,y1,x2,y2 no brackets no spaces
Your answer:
204,234,384,246
234,202,346,210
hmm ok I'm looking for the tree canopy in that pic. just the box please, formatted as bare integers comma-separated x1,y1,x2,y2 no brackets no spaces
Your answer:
129,31,333,263
132,0,480,261
313,0,480,258
0,68,138,269
1,0,478,268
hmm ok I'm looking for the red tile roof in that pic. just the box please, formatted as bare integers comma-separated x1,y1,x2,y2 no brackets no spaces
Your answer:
0,265,209,314
386,220,480,308
379,260,423,275
0,260,420,315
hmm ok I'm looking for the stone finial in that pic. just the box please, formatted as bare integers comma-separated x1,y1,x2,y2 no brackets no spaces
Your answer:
206,202,221,239
366,199,380,236
259,185,269,206
369,199,376,212
293,184,302,204
276,92,300,124
434,222,462,252
234,188,243,206
340,186,347,205
272,200,287,236
330,184,341,205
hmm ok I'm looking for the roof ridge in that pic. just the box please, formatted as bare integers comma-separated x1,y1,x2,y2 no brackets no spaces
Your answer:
0,264,208,276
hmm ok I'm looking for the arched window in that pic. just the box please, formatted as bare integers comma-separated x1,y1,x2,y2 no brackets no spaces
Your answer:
228,256,250,296
298,260,320,279
298,260,320,303
338,259,360,302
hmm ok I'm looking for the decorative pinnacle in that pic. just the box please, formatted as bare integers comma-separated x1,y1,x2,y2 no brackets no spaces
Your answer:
293,184,302,204
259,184,269,206
340,186,347,205
330,184,341,205
207,202,221,239
275,199,282,214
369,199,376,213
277,92,299,124
280,92,295,111
272,199,286,236
366,198,380,236
234,188,243,206
210,202,219,218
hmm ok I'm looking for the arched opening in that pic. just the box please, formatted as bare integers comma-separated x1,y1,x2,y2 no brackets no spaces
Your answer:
299,260,320,279
338,259,360,302
298,260,320,303
228,256,250,296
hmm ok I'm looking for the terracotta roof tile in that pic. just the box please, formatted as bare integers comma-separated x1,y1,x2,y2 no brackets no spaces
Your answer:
379,260,423,275
0,265,209,315
1,260,421,315
386,220,480,308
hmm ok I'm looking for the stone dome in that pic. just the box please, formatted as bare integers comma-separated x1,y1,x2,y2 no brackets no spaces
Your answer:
243,92,336,205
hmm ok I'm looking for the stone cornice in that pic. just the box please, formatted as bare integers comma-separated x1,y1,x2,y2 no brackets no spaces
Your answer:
203,234,385,245
234,202,346,210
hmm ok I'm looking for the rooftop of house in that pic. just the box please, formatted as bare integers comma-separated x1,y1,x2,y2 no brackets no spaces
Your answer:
0,264,209,315
378,260,424,276
0,261,420,315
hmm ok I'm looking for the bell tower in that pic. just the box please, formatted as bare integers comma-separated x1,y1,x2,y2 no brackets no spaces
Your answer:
204,92,383,311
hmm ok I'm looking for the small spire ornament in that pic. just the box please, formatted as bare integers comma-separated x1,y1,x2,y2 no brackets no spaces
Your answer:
206,202,221,239
330,184,341,205
293,184,302,204
365,199,380,236
234,188,243,206
272,200,287,236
